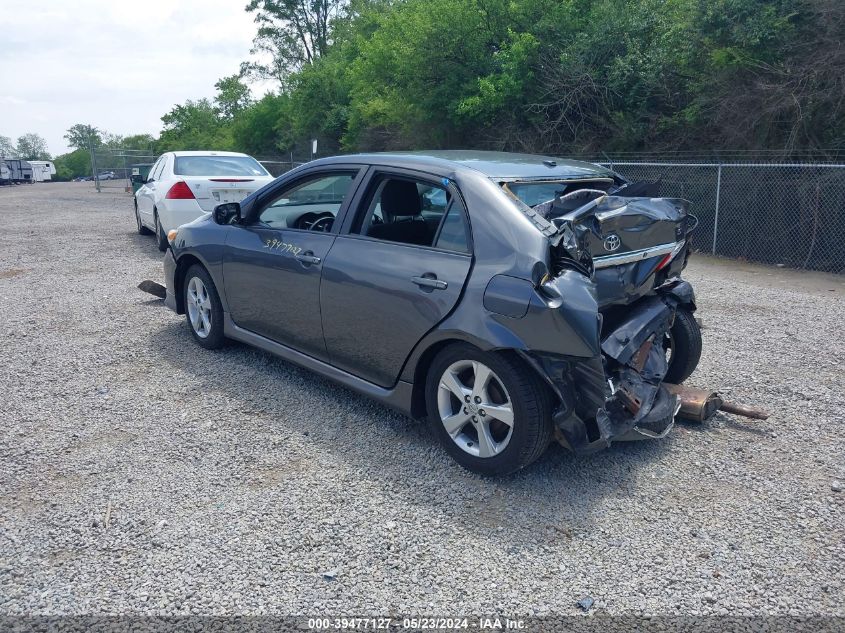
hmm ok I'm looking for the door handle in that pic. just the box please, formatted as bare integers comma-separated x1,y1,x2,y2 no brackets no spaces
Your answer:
411,275,447,290
295,252,321,265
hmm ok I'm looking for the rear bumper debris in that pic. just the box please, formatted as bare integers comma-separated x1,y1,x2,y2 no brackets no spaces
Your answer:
534,278,768,453
137,279,166,299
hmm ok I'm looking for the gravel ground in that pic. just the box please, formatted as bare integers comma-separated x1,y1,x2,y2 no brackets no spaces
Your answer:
1,182,843,617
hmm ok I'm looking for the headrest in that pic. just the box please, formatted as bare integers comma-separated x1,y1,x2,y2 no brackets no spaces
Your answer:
380,179,421,220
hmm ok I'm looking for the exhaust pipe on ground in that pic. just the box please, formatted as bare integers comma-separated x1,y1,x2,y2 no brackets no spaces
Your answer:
663,383,770,422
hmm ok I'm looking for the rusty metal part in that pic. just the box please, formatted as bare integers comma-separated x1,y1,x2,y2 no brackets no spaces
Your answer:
138,280,166,299
719,401,770,420
629,337,654,372
664,383,770,422
664,384,722,422
617,386,643,416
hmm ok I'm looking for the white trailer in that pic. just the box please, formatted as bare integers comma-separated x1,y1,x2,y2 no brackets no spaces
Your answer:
4,159,33,183
0,160,10,184
28,160,56,182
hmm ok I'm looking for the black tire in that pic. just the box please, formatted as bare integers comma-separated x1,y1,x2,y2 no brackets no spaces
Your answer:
183,264,226,349
664,308,702,384
425,343,554,476
135,202,152,235
154,211,168,252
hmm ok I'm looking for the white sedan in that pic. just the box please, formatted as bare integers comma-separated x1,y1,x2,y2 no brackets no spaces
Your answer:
134,151,276,250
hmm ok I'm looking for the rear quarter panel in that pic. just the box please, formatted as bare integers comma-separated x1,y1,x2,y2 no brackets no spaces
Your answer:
398,171,599,383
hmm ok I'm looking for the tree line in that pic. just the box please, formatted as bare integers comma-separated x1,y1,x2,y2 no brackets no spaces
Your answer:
0,134,52,162
9,0,844,180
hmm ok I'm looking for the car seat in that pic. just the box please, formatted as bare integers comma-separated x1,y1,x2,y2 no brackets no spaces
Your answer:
367,180,432,246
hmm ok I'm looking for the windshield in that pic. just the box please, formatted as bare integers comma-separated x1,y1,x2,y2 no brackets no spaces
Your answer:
174,155,269,177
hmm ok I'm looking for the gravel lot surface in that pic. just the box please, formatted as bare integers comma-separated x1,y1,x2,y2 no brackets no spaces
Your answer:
1,182,843,617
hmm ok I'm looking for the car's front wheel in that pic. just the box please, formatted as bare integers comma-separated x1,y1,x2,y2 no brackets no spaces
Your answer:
154,211,168,252
183,265,225,349
425,343,553,476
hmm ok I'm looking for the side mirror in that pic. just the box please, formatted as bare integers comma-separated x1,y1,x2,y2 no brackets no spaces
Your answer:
213,202,241,225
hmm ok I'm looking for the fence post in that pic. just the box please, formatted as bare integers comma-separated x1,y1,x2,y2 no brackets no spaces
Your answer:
88,134,100,193
711,163,722,254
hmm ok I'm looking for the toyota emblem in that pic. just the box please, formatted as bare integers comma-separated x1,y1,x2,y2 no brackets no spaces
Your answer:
603,234,621,252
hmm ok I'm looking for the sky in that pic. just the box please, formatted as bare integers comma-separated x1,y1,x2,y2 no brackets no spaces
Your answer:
0,0,273,156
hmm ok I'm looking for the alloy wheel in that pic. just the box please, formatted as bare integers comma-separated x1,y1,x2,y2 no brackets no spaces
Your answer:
437,360,514,458
186,276,212,338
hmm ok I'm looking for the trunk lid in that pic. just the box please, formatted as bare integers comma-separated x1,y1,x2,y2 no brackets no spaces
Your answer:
502,182,696,307
584,196,691,268
182,176,275,212
551,194,695,307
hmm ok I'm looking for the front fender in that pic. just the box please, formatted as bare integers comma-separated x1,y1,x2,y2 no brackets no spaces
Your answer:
169,244,229,314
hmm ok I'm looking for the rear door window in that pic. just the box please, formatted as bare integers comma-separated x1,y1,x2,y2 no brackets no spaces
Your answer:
352,175,470,252
434,201,470,253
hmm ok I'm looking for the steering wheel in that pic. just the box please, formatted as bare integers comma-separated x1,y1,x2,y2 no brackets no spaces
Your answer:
296,211,335,232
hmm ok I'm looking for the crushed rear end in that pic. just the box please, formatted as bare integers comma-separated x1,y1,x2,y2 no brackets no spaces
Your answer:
503,178,699,452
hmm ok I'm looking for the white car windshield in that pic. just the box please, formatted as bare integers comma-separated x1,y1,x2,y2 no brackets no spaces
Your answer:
173,155,269,177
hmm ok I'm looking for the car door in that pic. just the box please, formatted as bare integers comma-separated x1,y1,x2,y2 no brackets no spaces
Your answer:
137,156,165,224
320,169,474,387
222,167,367,361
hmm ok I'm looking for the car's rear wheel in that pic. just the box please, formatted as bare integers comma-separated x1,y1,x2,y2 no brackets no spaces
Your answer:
664,308,702,384
154,211,168,252
135,202,152,235
184,265,225,349
425,343,553,476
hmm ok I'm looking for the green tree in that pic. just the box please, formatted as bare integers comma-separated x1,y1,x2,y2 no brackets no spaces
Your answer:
158,99,234,151
53,149,92,180
161,0,842,158
120,134,157,152
16,133,51,160
64,124,102,150
0,135,16,157
245,0,347,82
214,75,253,119
232,92,291,155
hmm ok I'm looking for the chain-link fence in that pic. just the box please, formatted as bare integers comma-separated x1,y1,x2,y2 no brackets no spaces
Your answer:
86,147,845,273
90,148,157,192
254,157,308,177
594,162,845,273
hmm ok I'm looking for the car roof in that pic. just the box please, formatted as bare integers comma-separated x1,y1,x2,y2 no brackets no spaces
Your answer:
168,151,252,158
313,150,615,179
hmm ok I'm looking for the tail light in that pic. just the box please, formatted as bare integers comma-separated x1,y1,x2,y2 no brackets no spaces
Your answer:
165,181,195,199
655,253,673,271
655,240,688,271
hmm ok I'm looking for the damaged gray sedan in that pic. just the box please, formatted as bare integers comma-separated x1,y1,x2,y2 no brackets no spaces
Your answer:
160,151,701,475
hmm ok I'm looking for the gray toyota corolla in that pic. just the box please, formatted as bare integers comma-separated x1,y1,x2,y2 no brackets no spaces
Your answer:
161,151,701,475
